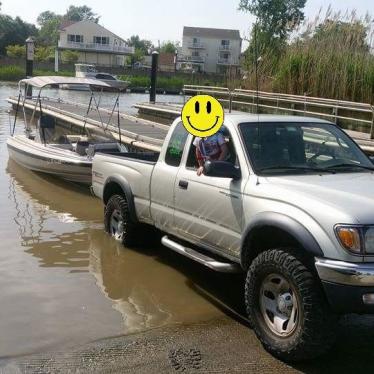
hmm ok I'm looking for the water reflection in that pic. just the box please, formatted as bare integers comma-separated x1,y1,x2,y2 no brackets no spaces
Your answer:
6,159,224,335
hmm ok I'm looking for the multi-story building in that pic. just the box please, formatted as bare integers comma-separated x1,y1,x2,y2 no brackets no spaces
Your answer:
178,26,242,74
57,20,134,67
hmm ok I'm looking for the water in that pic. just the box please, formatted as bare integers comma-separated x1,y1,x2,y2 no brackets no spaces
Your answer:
0,82,242,358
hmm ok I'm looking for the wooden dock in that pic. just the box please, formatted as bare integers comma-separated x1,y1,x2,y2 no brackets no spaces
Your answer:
8,97,169,152
134,102,374,155
134,102,182,122
8,95,374,155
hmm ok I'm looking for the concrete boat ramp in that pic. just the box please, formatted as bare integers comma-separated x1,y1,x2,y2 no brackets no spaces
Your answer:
7,96,169,152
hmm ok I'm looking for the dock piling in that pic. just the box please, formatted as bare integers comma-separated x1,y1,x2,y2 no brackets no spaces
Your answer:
25,37,34,98
150,51,159,103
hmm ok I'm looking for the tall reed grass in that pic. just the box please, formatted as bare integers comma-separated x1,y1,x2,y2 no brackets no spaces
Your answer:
242,9,374,104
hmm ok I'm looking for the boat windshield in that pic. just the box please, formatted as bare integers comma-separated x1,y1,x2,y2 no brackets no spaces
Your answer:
239,122,374,175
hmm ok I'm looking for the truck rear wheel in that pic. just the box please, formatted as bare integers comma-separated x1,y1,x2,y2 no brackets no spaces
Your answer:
104,194,138,246
245,249,336,362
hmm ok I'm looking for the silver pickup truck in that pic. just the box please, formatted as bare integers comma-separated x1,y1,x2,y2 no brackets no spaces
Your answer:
92,113,374,362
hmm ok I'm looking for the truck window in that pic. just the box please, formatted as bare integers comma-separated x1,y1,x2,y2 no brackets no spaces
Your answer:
186,128,239,169
165,122,188,167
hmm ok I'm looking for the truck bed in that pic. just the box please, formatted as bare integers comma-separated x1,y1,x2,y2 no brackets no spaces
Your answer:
92,151,160,223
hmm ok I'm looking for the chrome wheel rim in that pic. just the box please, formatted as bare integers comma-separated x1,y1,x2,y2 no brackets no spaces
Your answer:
110,209,124,241
259,273,299,337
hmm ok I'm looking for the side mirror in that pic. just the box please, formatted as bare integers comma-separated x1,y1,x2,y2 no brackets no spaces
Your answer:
203,161,241,180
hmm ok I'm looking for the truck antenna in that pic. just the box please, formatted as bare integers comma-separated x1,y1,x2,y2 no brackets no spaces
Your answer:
254,20,260,115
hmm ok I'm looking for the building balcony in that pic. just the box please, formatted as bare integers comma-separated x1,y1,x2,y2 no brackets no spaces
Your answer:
217,58,239,65
219,45,232,51
178,54,205,63
58,40,134,55
188,42,206,49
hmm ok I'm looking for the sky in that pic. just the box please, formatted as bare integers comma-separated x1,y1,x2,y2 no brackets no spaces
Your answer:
2,0,373,47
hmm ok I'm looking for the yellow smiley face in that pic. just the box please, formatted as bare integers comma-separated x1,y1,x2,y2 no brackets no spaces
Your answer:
181,95,224,137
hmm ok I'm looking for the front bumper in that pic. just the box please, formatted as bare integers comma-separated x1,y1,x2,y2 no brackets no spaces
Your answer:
315,258,374,313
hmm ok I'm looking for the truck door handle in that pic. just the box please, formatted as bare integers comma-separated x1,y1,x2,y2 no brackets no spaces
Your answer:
179,180,188,190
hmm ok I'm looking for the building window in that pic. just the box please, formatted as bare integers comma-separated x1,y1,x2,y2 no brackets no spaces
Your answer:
193,37,199,45
94,36,110,45
67,34,83,43
192,51,200,57
221,40,230,49
219,52,229,60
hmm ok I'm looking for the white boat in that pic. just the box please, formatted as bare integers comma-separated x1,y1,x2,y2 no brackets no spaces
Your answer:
7,76,127,185
74,64,129,92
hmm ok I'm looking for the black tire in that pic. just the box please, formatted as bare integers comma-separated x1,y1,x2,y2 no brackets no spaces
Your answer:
245,249,336,362
104,194,139,246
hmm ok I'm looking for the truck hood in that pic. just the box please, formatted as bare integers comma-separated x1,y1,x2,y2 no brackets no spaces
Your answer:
263,172,374,225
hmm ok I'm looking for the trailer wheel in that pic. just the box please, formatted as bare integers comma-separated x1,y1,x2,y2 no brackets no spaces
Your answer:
245,249,336,362
104,194,139,246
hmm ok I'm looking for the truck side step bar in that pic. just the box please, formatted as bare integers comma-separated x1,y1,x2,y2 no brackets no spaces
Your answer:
161,236,241,273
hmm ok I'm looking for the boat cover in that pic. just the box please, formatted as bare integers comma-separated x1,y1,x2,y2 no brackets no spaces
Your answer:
19,76,112,89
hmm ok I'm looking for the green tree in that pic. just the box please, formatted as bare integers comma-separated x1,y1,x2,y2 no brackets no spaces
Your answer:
159,41,179,54
36,14,61,46
239,0,306,40
126,35,153,55
61,49,79,63
240,0,306,67
0,15,37,54
37,11,59,27
64,5,100,23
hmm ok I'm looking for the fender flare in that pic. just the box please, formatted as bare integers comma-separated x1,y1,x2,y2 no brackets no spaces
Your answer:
240,212,323,268
103,176,138,223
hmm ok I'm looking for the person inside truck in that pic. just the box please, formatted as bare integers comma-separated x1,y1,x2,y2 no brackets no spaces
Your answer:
193,130,229,176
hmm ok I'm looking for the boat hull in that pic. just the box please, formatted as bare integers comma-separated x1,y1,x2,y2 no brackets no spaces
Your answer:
7,136,92,185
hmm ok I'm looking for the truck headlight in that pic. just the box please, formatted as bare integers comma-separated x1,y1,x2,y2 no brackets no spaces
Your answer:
364,228,374,254
335,226,362,254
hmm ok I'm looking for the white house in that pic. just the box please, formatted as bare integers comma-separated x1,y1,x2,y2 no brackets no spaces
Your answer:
178,26,242,74
57,20,134,67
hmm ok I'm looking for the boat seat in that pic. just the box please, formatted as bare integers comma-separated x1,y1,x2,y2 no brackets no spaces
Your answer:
40,114,55,129
38,114,56,144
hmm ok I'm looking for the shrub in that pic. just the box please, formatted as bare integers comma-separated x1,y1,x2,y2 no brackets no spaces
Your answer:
6,45,26,59
61,50,79,63
35,46,55,62
0,65,24,81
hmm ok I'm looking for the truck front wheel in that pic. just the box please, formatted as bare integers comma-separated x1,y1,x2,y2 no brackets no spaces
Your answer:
104,194,138,246
245,249,336,362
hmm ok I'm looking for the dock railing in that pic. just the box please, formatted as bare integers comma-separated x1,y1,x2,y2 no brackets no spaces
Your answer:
183,85,374,138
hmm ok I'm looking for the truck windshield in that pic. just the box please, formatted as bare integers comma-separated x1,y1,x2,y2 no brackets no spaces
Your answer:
239,122,374,175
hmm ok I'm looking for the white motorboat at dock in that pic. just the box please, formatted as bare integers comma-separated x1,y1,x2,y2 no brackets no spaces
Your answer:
61,64,129,92
7,76,127,184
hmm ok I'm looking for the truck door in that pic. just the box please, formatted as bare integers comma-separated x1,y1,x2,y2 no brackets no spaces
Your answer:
150,121,189,232
173,129,246,256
